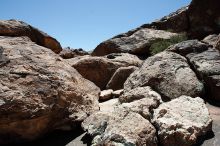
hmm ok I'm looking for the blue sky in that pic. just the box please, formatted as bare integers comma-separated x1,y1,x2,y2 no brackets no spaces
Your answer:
1,0,191,51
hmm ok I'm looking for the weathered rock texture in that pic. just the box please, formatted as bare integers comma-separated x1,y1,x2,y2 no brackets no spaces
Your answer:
106,66,138,90
82,86,163,146
149,6,189,32
153,96,212,146
82,108,158,146
203,34,220,51
92,0,220,57
92,28,178,56
168,40,220,101
188,0,220,39
0,20,62,53
59,47,89,59
119,86,162,120
124,51,204,100
99,89,113,101
0,36,100,144
68,53,142,89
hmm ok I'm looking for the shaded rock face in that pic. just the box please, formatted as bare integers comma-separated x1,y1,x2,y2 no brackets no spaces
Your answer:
153,96,212,146
188,49,220,101
92,28,178,56
0,36,100,144
59,47,89,59
168,40,220,101
82,108,158,146
68,53,142,90
0,20,62,53
188,0,220,39
124,51,204,100
150,6,189,33
106,66,138,90
167,40,209,56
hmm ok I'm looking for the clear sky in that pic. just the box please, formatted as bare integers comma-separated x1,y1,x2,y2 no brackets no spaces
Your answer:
1,0,191,51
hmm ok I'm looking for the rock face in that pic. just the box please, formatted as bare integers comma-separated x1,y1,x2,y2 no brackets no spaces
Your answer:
82,108,158,146
203,34,220,51
59,47,89,59
106,66,138,90
188,49,220,101
0,20,62,53
0,36,100,144
153,96,212,146
188,0,220,39
149,6,189,33
124,51,204,100
92,28,177,56
167,40,209,56
68,53,142,89
168,40,220,101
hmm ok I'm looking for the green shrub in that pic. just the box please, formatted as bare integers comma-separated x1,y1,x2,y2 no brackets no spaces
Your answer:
149,33,187,55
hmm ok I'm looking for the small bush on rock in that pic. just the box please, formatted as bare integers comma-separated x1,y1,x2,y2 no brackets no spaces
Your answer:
150,33,187,55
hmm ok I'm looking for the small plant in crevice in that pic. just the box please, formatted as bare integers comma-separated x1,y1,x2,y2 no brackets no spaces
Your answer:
149,33,187,55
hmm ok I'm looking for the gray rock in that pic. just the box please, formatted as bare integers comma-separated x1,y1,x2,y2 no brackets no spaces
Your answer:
92,28,178,56
167,40,209,56
82,108,157,146
119,86,161,103
124,51,204,100
153,96,212,146
187,48,220,101
106,66,138,90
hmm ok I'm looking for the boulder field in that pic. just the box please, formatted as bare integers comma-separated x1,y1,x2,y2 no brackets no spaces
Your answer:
0,0,220,145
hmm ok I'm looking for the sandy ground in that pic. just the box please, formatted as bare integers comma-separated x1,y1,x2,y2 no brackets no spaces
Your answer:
200,103,220,146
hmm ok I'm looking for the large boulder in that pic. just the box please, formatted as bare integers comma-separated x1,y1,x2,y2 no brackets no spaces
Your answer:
106,66,138,90
168,40,220,101
188,49,220,101
203,34,220,51
82,108,158,146
0,36,100,144
68,53,142,89
153,96,212,146
0,19,62,53
149,6,189,33
83,86,162,146
167,40,209,56
119,86,162,120
59,47,89,59
188,0,220,39
92,28,178,56
124,51,204,100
